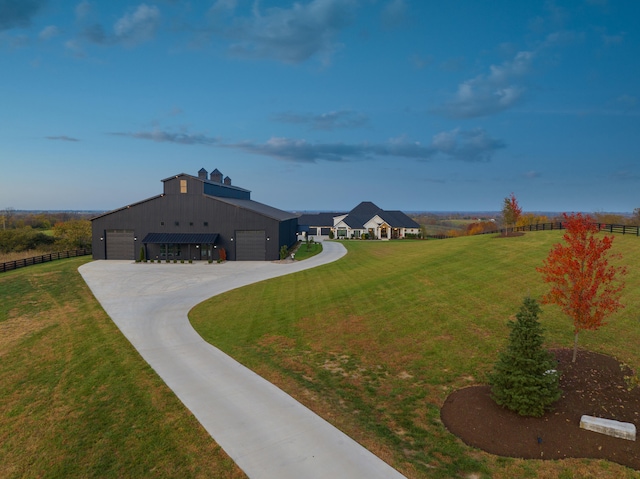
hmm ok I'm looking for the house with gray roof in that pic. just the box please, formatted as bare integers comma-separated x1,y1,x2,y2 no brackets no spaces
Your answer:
91,168,298,261
298,202,420,240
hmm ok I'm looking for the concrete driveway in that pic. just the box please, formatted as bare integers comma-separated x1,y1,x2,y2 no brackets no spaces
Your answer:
79,242,406,479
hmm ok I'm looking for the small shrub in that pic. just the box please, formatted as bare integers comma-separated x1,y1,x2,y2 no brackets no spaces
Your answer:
280,244,288,260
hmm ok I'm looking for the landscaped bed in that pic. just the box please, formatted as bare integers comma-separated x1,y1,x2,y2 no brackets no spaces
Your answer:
442,348,640,469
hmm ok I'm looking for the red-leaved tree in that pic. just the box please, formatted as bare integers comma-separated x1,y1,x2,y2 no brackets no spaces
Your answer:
502,193,522,234
537,213,627,363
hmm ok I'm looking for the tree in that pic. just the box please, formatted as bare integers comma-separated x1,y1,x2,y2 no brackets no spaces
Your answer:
489,297,561,417
536,213,627,363
516,213,549,228
53,219,92,250
501,193,522,234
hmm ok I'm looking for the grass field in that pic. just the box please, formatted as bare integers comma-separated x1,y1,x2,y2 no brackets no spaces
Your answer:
190,232,640,479
0,257,245,479
3,233,639,478
291,241,322,261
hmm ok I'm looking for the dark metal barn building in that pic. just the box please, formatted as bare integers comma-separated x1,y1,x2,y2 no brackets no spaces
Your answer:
91,168,298,261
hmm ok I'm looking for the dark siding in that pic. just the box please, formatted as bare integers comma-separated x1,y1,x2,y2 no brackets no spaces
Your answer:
279,217,298,251
92,193,285,261
163,175,204,196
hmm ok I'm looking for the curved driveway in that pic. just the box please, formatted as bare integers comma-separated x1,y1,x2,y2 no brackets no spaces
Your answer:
79,242,405,479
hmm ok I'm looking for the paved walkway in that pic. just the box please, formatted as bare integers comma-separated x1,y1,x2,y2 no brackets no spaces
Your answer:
79,242,406,479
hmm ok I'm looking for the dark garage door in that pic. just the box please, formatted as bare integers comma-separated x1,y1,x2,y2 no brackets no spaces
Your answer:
106,230,135,260
236,230,265,261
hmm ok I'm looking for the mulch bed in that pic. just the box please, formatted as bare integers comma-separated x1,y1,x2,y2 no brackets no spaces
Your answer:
441,349,640,470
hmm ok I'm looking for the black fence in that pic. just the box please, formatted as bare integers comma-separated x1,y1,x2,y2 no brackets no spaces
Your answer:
426,222,640,240
0,248,92,273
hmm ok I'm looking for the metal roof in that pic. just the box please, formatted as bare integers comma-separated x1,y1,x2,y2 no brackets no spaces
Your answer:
142,233,219,244
297,212,346,227
211,196,298,221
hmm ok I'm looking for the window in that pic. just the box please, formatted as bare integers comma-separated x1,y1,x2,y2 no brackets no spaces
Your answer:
160,221,164,226
204,221,209,227
175,221,179,226
189,222,194,226
180,179,187,193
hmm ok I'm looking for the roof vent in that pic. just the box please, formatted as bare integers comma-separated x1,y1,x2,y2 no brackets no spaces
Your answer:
223,176,231,186
198,168,208,179
210,168,223,183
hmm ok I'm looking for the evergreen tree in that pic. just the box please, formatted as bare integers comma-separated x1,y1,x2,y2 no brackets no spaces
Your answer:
489,297,561,417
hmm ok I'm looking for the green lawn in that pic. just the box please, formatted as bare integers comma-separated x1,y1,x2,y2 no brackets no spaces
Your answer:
0,258,245,479
292,241,322,261
190,233,640,479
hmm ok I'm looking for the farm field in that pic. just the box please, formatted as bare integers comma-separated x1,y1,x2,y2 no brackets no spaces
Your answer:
0,257,245,479
190,232,640,478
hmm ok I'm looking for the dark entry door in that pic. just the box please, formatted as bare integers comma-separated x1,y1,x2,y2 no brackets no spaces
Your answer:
235,230,266,261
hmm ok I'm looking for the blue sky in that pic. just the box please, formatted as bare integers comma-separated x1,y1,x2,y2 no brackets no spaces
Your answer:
1,0,638,213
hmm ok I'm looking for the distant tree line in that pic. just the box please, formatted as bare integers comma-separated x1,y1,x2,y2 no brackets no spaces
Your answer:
0,209,93,254
410,208,640,239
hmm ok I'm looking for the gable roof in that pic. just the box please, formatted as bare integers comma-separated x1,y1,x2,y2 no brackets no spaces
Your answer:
378,210,420,228
162,172,251,196
348,201,382,218
335,201,419,230
297,212,345,227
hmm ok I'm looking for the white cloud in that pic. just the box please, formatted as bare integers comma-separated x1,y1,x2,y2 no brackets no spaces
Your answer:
215,0,357,64
272,109,368,130
231,128,504,163
209,0,237,15
45,135,80,142
39,25,60,41
111,129,218,145
113,4,161,46
435,48,536,119
75,0,92,22
381,0,408,29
